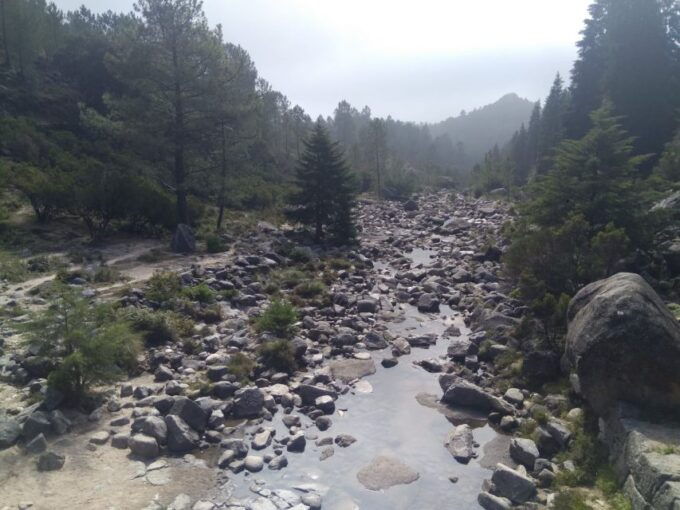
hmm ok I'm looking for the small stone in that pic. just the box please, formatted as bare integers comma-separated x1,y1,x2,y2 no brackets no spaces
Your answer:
37,451,65,471
244,455,264,472
334,434,356,447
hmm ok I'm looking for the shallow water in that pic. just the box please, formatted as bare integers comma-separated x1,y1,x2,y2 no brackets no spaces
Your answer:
221,304,500,510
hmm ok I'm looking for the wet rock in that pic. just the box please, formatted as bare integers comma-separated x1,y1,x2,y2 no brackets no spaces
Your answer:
417,293,440,313
295,384,338,406
37,451,65,471
335,434,357,447
168,397,208,433
287,432,306,453
364,331,388,350
314,417,332,433
357,299,379,313
357,455,420,490
269,455,288,470
381,357,398,368
566,272,680,416
503,388,524,406
509,438,539,469
445,424,475,464
244,455,264,472
477,492,512,510
232,387,265,418
329,358,376,383
441,379,514,415
301,493,322,509
391,338,411,356
491,463,537,504
252,429,273,450
129,434,160,459
315,395,336,414
320,446,334,460
165,415,199,453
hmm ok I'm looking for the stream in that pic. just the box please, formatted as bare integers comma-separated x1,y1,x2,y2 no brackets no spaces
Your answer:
212,243,506,509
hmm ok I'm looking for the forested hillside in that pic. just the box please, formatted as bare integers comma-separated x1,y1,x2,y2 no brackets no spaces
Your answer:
429,93,535,169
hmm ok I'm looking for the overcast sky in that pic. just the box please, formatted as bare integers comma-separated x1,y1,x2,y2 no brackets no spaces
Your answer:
54,0,592,122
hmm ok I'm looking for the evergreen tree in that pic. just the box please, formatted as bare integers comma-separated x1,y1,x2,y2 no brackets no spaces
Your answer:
567,0,680,163
288,121,357,245
537,73,568,173
525,101,646,237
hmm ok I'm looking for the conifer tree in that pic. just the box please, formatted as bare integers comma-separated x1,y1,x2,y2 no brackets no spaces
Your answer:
288,120,357,245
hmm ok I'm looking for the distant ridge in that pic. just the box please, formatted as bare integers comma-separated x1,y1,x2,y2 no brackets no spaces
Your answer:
429,93,535,169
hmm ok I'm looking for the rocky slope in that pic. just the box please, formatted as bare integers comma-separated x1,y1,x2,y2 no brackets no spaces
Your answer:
2,192,677,510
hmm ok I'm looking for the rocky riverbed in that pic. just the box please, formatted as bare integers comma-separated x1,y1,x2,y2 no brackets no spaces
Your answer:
2,191,678,510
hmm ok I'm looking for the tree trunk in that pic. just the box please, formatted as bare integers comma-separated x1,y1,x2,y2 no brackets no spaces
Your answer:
172,43,188,225
216,122,227,230
0,0,10,68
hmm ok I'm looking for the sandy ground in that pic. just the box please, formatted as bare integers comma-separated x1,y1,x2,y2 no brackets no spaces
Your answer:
0,375,218,510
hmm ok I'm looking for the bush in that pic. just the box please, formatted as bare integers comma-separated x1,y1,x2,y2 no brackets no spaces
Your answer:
146,271,182,305
20,284,141,402
293,280,326,299
553,490,591,510
124,308,195,345
274,269,307,289
205,234,225,253
92,265,122,283
227,352,255,383
254,300,297,338
182,283,216,304
0,251,28,282
258,339,296,373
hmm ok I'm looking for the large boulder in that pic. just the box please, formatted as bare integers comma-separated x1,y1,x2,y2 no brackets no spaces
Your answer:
171,224,196,253
565,273,680,417
329,358,376,383
232,387,264,419
441,379,514,415
0,418,21,450
356,455,419,490
491,463,537,504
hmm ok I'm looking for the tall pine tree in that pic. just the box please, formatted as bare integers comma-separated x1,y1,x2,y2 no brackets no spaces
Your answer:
288,121,357,245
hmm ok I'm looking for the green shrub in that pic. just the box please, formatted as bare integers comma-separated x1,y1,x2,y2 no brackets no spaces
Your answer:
146,271,182,304
274,269,307,289
289,247,312,263
227,352,255,383
0,251,28,282
326,257,352,270
293,280,326,298
254,299,297,338
137,249,164,263
92,265,122,283
182,283,216,304
553,490,592,510
205,234,225,253
20,284,141,402
258,339,296,373
124,308,195,345
192,303,223,323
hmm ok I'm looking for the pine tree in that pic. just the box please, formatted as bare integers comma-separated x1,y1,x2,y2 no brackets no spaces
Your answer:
288,121,357,245
537,73,568,173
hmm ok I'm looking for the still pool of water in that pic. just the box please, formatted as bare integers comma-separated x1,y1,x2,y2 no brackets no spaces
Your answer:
220,304,501,510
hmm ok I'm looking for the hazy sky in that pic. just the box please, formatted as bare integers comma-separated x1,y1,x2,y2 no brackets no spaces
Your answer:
54,0,592,122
